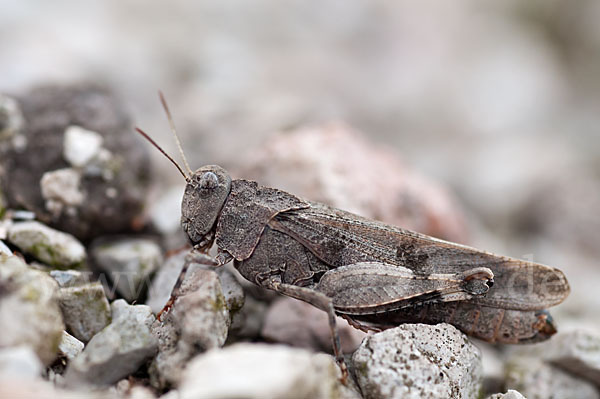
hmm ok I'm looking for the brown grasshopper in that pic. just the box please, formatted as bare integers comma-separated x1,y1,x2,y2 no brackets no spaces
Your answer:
136,93,569,378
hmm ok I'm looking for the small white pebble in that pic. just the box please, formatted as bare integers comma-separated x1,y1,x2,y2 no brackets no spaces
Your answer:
40,168,85,214
63,125,104,168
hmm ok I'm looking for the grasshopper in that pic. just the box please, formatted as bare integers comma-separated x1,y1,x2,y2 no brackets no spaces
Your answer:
137,93,570,378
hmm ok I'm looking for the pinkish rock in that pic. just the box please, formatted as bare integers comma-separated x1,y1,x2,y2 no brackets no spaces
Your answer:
261,297,366,354
239,123,468,242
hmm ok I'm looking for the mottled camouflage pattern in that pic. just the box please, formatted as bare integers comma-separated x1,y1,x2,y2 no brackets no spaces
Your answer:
179,169,569,345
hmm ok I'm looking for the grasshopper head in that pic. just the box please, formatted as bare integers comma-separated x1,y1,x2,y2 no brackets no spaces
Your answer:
181,165,231,246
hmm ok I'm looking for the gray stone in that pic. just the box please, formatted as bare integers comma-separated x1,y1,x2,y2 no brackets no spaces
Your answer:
63,125,104,168
506,329,600,389
261,296,366,353
7,221,86,269
58,331,84,360
91,237,162,302
229,295,269,340
352,323,483,399
146,251,187,314
505,356,599,399
0,346,42,379
0,254,64,365
65,299,158,387
51,270,112,343
150,268,229,388
147,251,244,319
542,329,600,387
179,343,351,399
50,269,91,288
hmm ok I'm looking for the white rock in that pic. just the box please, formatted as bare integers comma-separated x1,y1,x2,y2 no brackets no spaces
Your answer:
179,344,344,399
0,346,42,379
65,300,157,387
0,254,65,365
488,390,528,399
541,329,600,387
7,221,86,269
63,125,104,168
40,168,85,215
149,185,185,234
91,238,162,302
506,356,599,399
58,331,84,360
352,323,483,399
0,239,11,255
506,329,600,389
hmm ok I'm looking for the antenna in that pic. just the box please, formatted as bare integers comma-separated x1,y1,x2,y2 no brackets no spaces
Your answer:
158,91,194,177
135,127,190,181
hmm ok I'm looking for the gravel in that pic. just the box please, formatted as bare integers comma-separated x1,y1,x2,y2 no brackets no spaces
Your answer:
352,323,483,399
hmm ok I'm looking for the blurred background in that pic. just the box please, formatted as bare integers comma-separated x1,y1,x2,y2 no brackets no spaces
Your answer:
1,1,598,328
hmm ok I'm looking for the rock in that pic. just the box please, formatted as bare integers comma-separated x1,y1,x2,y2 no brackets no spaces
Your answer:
146,251,187,314
479,342,506,396
505,356,599,399
149,185,185,235
487,390,527,399
545,329,600,387
0,94,25,143
179,343,352,399
216,265,245,318
240,123,468,242
352,323,483,399
0,378,117,399
0,254,64,365
158,391,179,399
229,295,269,341
150,268,230,388
0,239,10,255
0,346,42,379
50,269,91,287
65,299,157,387
51,270,111,343
0,85,151,241
40,168,85,217
58,331,84,361
507,329,600,389
63,125,104,168
115,380,156,399
91,237,162,302
261,297,366,354
7,221,85,269
147,251,244,319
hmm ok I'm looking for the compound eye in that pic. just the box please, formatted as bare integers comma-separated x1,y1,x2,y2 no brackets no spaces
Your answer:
199,171,219,189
